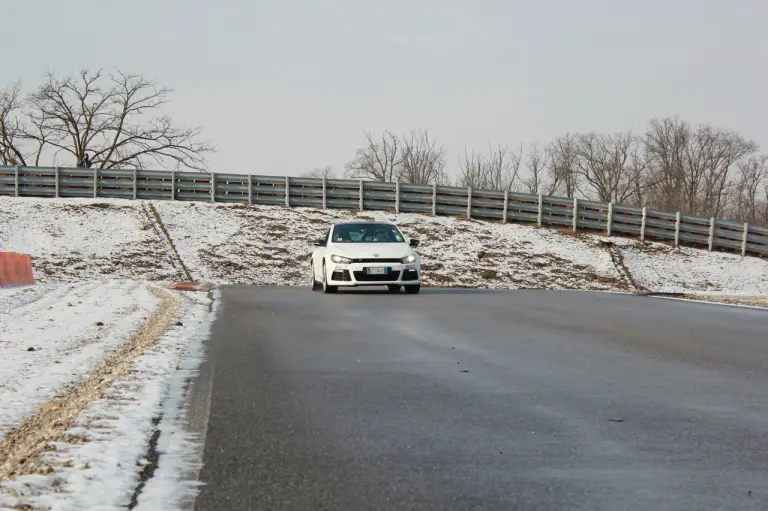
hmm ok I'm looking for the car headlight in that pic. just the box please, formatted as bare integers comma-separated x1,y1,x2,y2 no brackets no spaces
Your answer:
401,253,417,264
330,254,352,264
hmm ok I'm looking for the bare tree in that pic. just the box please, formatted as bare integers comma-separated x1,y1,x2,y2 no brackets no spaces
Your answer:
644,117,688,212
302,165,336,179
400,129,448,184
0,82,26,165
547,134,580,197
695,126,757,218
732,156,768,223
486,143,522,191
345,130,406,181
522,143,551,195
573,131,643,203
457,147,485,188
9,69,214,170
457,143,521,190
644,117,756,217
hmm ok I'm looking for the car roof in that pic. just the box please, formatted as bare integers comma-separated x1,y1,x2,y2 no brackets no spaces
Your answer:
332,220,394,226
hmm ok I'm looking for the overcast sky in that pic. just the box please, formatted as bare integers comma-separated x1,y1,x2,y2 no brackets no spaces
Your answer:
4,0,767,177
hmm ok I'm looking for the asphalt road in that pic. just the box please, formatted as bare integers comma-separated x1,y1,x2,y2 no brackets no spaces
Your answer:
192,287,768,511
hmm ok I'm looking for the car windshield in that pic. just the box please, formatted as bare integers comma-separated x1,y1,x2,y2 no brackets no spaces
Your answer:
331,223,405,243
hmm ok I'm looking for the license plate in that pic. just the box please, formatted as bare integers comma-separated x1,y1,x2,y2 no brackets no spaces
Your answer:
366,267,388,275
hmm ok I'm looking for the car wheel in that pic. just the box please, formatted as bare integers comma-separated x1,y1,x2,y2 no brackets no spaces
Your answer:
404,284,420,295
322,261,338,294
311,263,320,291
387,285,402,293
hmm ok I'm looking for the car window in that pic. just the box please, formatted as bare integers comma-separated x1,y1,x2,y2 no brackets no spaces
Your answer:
331,223,405,243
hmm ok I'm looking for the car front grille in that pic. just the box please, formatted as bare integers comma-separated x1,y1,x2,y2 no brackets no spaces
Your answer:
331,269,352,281
353,270,401,282
402,269,419,281
351,258,402,264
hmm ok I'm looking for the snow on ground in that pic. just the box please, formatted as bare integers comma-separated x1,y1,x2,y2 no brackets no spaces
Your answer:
0,197,178,282
153,201,630,291
0,282,216,511
134,287,220,511
0,281,158,436
3,196,768,294
609,237,768,294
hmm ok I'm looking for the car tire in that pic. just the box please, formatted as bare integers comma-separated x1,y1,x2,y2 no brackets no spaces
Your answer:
322,261,338,294
404,284,420,295
311,263,320,291
387,285,402,293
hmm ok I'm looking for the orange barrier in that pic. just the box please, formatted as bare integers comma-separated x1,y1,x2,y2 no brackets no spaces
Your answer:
0,252,36,288
168,281,213,293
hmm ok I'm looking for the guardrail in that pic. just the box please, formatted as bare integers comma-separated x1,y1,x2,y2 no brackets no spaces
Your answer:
1,165,767,256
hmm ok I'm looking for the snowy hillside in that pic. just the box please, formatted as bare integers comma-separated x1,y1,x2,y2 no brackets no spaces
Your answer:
2,197,768,295
0,199,178,282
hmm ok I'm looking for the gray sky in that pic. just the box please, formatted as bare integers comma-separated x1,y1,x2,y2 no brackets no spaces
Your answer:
4,0,767,177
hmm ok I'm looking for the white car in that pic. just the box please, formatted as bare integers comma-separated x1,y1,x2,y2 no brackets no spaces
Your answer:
310,221,421,294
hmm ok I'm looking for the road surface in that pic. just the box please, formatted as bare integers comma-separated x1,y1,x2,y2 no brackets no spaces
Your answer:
191,287,768,511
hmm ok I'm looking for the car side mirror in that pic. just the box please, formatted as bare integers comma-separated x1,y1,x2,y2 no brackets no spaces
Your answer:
313,239,326,247
409,239,420,247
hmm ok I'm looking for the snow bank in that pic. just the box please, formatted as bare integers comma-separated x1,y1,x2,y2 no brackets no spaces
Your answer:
0,284,215,511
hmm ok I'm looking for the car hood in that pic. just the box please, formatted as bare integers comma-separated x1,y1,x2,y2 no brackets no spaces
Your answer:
326,242,413,259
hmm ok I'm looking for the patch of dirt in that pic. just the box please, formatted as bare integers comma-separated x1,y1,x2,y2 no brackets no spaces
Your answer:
587,273,625,286
633,241,676,254
597,240,648,293
402,225,431,237
473,268,500,281
420,262,445,272
303,217,332,225
426,273,454,284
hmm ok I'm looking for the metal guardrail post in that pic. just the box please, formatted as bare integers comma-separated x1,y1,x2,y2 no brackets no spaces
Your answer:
322,177,327,209
502,191,508,223
467,187,472,220
572,197,578,232
537,194,543,227
742,223,749,256
432,184,437,216
3,165,768,259
606,202,613,236
285,176,290,207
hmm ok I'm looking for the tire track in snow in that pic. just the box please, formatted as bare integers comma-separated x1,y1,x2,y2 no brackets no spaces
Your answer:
0,281,157,433
0,285,181,483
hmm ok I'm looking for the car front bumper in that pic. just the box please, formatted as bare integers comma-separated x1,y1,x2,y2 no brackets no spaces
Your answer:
326,261,420,286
